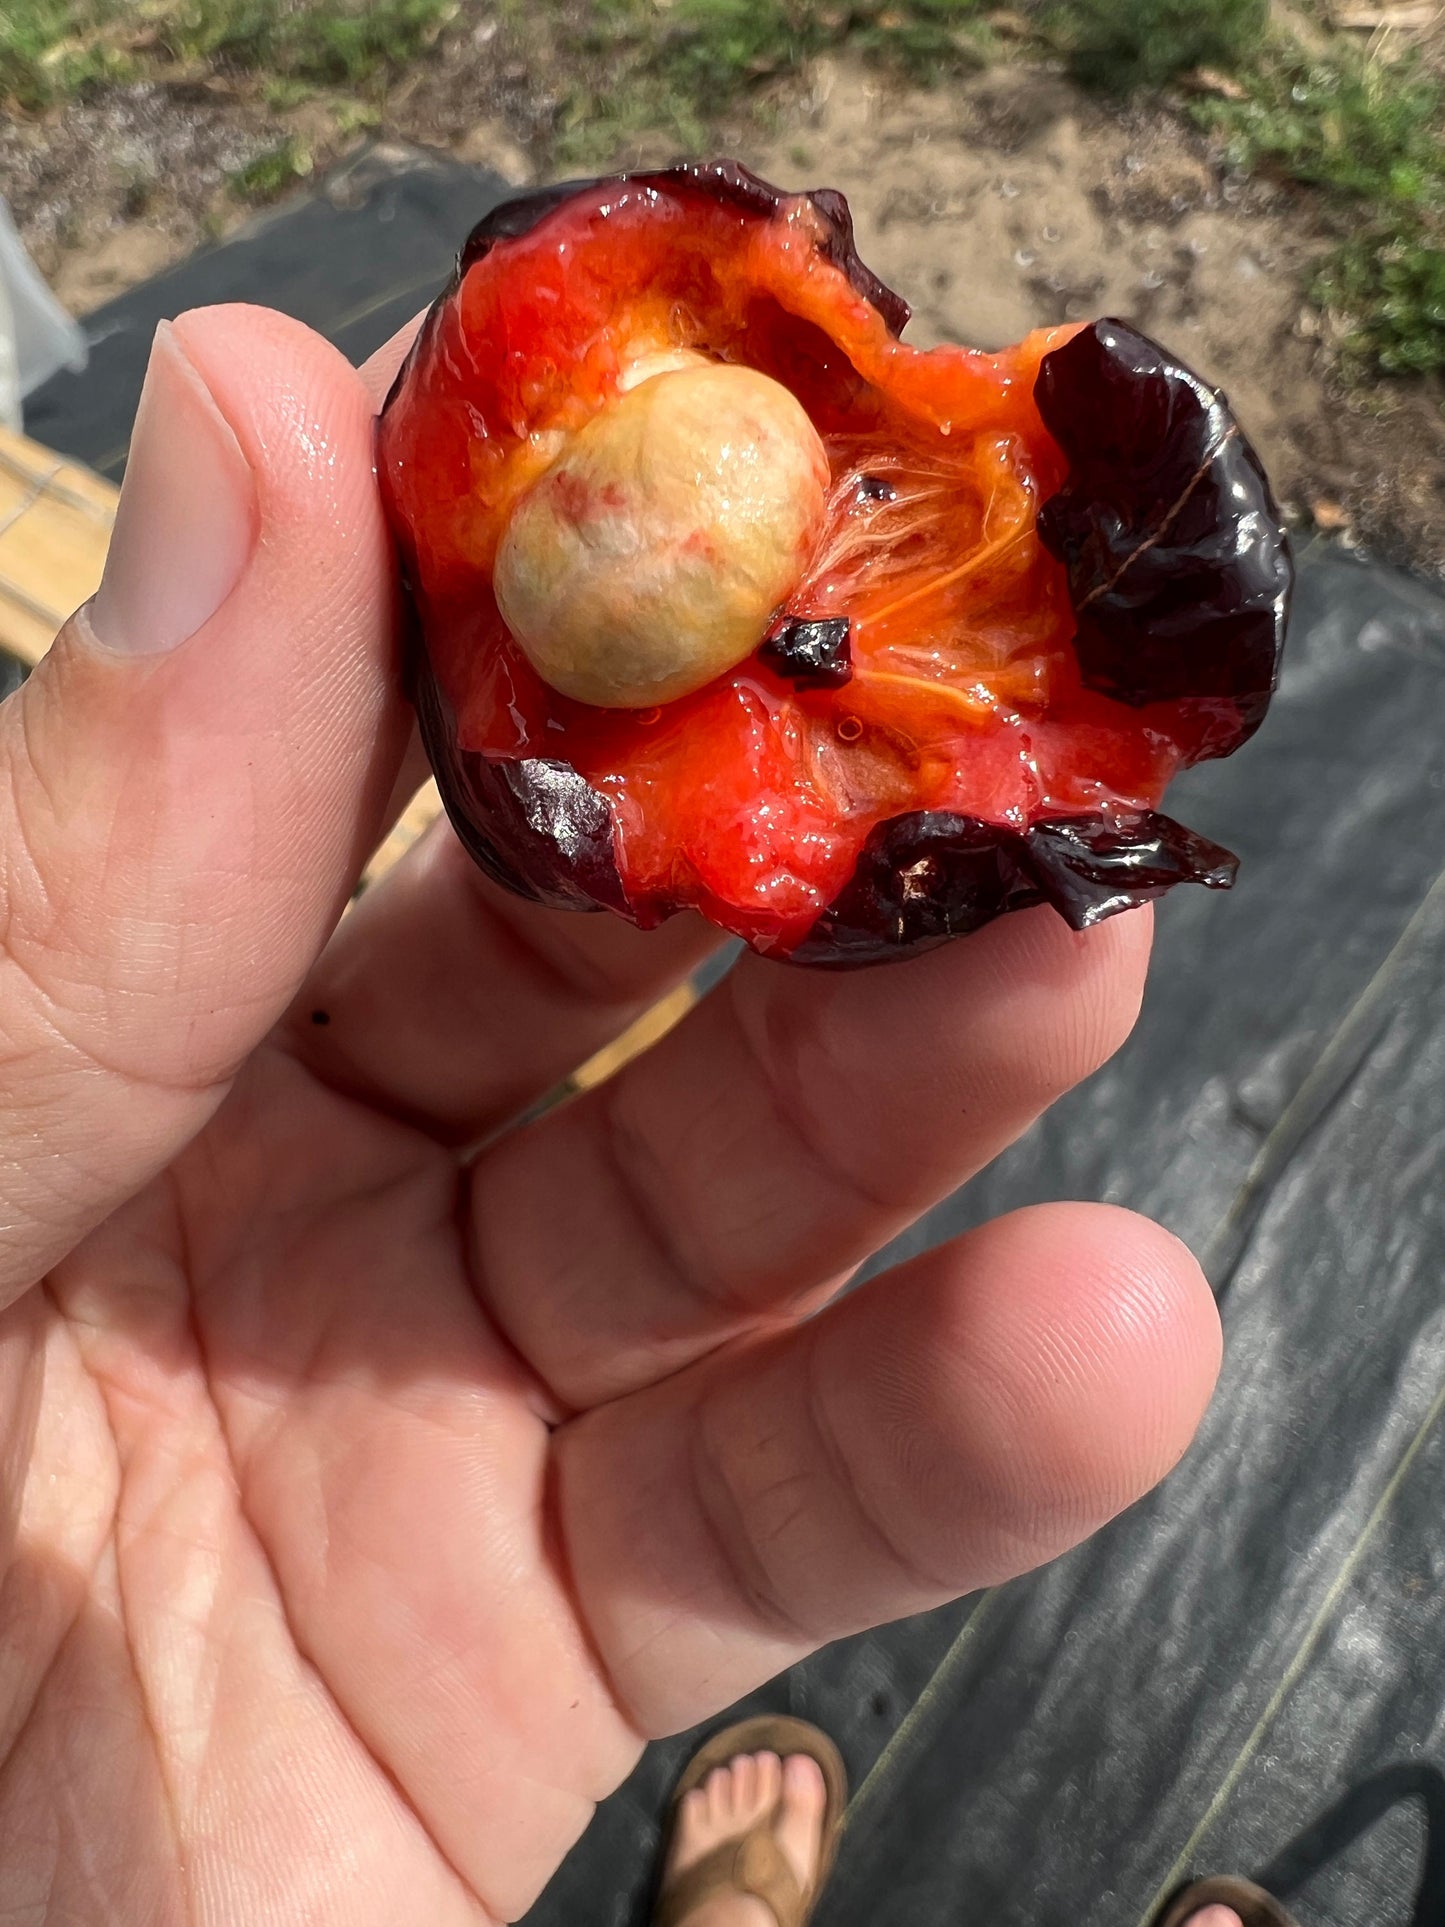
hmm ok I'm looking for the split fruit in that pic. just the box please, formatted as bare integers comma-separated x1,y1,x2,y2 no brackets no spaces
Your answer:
378,162,1292,967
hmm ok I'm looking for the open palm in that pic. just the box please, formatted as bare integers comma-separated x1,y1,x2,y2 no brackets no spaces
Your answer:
0,306,1219,1924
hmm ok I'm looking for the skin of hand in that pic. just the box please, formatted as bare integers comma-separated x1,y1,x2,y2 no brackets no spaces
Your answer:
0,304,1222,1925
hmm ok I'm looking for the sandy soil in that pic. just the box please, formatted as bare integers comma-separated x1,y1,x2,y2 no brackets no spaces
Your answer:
741,61,1442,575
2,48,1440,574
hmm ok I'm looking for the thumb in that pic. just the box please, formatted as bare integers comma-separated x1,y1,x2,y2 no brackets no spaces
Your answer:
0,304,407,1304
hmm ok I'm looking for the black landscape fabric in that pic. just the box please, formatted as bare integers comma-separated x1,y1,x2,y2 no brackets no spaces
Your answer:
25,145,507,481
23,148,1445,1927
530,547,1445,1927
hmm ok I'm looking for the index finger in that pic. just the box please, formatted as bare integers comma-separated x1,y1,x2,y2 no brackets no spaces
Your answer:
359,315,425,410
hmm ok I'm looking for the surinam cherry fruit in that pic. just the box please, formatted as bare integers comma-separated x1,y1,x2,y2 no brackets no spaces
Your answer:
378,163,1292,966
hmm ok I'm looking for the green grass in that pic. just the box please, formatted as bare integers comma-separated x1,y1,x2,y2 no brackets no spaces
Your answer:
0,0,132,104
161,0,457,83
1200,42,1443,201
1048,0,1267,94
547,0,994,166
543,0,1305,170
1198,43,1445,379
226,133,314,200
4,0,1441,383
0,0,455,107
543,0,1442,385
1315,228,1445,380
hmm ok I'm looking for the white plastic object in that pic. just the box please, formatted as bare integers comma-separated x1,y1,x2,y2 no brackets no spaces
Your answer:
0,198,87,430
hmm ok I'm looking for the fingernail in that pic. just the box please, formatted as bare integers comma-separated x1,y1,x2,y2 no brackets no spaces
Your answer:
89,321,257,655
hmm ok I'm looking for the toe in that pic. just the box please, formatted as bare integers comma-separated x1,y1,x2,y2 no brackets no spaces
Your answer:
678,1787,709,1844
667,1745,828,1896
731,1751,758,1818
781,1752,826,1813
705,1764,733,1825
775,1753,828,1891
1185,1912,1243,1927
664,1786,712,1879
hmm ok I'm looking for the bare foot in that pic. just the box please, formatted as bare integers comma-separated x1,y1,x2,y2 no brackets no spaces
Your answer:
662,1750,829,1926
1185,1910,1244,1927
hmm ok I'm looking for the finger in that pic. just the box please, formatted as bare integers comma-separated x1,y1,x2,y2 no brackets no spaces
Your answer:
280,307,720,1138
0,306,407,1304
469,902,1153,1406
289,814,721,1139
555,1202,1222,1733
359,314,423,409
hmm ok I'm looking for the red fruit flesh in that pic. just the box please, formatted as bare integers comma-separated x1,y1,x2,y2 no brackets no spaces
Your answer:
380,165,1288,962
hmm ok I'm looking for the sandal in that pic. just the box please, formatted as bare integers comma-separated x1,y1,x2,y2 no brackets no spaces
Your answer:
1153,1759,1445,1927
1156,1876,1300,1927
654,1715,848,1927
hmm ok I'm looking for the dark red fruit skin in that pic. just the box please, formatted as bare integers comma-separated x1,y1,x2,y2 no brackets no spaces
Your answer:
387,165,1293,967
381,160,910,422
790,317,1293,967
789,810,1240,968
1035,318,1293,752
413,667,629,916
454,161,911,334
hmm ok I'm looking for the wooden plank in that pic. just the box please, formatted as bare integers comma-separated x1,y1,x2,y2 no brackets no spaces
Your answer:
0,425,117,666
356,777,697,1090
359,780,444,892
571,981,698,1091
0,598,66,668
0,429,118,517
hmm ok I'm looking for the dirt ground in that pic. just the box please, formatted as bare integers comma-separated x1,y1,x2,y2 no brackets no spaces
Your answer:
2,49,1441,575
744,62,1443,576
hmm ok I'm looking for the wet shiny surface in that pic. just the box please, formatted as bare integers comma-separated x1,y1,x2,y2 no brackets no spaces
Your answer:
380,167,1291,962
1036,319,1292,755
792,806,1238,966
523,548,1445,1927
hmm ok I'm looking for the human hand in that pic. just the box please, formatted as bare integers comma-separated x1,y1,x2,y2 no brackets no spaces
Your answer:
0,306,1220,1922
